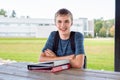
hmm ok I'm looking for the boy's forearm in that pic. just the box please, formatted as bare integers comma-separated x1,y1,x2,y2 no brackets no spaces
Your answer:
70,54,84,68
39,56,63,62
39,53,74,62
39,53,84,69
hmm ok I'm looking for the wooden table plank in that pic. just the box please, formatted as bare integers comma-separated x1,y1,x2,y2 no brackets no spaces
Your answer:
0,62,120,80
0,65,52,80
60,69,120,79
0,73,36,80
0,64,88,80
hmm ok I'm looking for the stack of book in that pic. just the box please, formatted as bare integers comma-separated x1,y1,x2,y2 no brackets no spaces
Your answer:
27,59,71,73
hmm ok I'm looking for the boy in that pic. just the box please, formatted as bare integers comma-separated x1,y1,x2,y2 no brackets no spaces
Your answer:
39,8,85,68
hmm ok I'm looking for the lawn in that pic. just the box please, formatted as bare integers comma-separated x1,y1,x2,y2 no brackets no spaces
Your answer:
0,38,114,71
84,38,114,71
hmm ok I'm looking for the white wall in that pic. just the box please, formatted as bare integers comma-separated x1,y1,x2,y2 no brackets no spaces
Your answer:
0,17,94,38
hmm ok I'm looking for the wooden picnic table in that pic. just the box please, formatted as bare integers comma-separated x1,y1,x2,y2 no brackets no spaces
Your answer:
0,62,120,80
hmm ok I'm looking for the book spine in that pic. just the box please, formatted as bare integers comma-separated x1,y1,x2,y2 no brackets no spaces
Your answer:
51,64,71,73
27,65,52,70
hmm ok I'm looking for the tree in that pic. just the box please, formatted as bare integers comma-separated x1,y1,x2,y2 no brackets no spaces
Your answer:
103,19,114,31
94,21,103,37
109,25,115,37
99,27,106,37
94,18,115,37
0,9,7,17
11,10,16,18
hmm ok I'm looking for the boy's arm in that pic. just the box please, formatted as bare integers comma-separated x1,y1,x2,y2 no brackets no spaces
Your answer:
39,51,74,62
39,49,84,68
70,54,84,68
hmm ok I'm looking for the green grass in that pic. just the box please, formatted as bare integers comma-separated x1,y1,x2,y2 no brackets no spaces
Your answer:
84,38,114,71
0,38,47,62
0,38,114,71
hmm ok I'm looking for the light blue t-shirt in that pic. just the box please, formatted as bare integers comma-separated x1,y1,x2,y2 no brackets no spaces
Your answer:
42,31,85,56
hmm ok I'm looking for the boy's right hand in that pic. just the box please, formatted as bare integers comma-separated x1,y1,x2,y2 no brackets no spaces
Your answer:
44,49,57,57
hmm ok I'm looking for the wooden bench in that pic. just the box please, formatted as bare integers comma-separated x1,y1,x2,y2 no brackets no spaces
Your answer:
0,62,120,80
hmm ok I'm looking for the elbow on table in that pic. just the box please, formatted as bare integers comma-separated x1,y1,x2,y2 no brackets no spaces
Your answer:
39,55,46,62
39,54,45,62
72,63,83,69
39,57,43,62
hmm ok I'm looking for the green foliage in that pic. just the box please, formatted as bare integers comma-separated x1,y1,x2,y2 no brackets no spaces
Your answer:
94,18,115,37
94,21,103,36
0,9,17,18
99,27,107,37
109,26,115,37
94,18,103,37
84,34,93,38
0,9,7,17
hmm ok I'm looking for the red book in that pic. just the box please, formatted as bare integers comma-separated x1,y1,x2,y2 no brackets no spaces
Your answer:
51,63,71,72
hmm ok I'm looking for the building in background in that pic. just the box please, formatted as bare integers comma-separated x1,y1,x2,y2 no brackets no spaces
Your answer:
0,17,94,38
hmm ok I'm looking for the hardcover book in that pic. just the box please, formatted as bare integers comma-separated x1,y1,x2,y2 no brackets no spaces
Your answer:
27,59,71,72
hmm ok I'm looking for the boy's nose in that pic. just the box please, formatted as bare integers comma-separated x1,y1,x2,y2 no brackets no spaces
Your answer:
61,22,65,27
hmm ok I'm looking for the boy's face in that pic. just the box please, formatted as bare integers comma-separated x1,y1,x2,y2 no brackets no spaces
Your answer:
55,15,72,35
